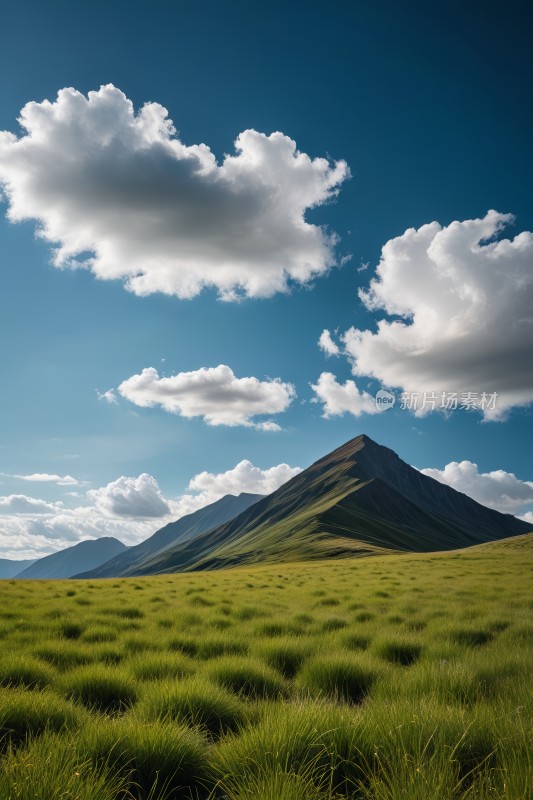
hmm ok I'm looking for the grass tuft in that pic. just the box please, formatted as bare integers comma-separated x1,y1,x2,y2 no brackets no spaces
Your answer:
257,638,312,678
138,676,248,737
297,655,378,703
0,688,82,745
77,715,209,799
62,666,137,713
206,657,287,699
0,731,128,800
0,657,56,690
373,637,423,666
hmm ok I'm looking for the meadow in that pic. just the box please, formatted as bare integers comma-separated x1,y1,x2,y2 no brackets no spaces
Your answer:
0,534,530,799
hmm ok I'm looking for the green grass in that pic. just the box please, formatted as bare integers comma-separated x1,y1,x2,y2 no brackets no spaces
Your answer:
0,731,128,800
62,665,138,712
137,675,248,737
0,656,56,690
205,656,287,698
76,716,208,799
0,687,83,745
297,654,380,703
0,534,530,798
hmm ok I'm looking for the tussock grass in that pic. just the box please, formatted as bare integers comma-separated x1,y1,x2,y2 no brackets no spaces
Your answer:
0,535,530,797
0,731,128,800
206,656,288,698
449,627,495,648
62,665,137,713
138,675,248,736
77,715,209,799
373,637,423,665
210,700,363,792
59,621,85,639
257,637,313,678
128,652,193,681
81,625,118,643
342,632,371,651
0,688,82,745
297,654,380,703
0,656,56,690
33,641,94,670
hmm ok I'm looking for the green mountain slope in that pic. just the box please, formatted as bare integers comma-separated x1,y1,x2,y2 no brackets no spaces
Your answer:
131,435,531,575
74,492,263,579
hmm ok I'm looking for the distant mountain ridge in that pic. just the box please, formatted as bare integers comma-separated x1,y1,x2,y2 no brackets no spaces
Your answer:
120,435,531,575
0,558,36,579
16,537,128,579
74,492,263,579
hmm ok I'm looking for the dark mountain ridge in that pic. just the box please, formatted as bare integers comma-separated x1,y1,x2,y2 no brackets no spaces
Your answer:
74,492,263,579
125,435,530,575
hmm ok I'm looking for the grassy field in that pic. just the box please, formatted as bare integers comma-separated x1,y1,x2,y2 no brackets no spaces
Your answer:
0,534,531,799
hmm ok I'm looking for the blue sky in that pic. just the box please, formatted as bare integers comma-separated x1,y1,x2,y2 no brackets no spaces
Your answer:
0,0,532,558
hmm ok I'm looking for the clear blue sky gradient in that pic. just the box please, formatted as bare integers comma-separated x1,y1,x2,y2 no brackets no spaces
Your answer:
0,0,531,508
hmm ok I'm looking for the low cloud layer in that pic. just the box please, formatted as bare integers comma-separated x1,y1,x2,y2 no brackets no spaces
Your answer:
87,474,171,518
0,85,348,301
188,460,301,500
420,460,533,516
310,372,379,417
0,458,300,559
1,473,80,486
118,364,295,428
319,212,533,420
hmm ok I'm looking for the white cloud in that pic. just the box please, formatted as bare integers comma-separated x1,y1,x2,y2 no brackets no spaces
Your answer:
420,461,533,515
86,473,171,518
520,512,533,526
1,473,80,486
310,372,379,417
318,329,340,356
187,460,301,502
0,458,301,559
0,494,61,514
96,389,118,405
333,211,533,420
0,84,349,301
118,364,295,427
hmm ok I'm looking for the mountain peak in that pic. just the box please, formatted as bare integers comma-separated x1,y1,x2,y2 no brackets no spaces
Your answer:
125,434,530,575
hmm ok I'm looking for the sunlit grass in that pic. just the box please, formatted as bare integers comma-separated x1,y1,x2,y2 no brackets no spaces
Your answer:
0,534,529,797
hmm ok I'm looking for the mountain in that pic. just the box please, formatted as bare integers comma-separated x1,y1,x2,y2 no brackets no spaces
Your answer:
15,537,128,579
125,435,531,575
74,492,263,579
0,558,36,579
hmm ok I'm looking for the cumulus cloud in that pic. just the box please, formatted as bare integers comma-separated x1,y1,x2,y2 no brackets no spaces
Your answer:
520,512,533,526
118,364,295,427
0,494,61,514
188,460,301,500
310,372,379,417
318,329,340,357
420,461,533,515
1,473,80,486
86,473,171,518
331,211,533,420
0,84,349,301
0,458,301,559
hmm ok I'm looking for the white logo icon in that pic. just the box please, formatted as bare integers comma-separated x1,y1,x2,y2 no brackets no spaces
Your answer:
375,389,395,411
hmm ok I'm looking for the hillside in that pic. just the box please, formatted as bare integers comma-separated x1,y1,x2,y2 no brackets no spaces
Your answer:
74,492,263,579
129,435,531,575
15,537,128,579
0,558,36,579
